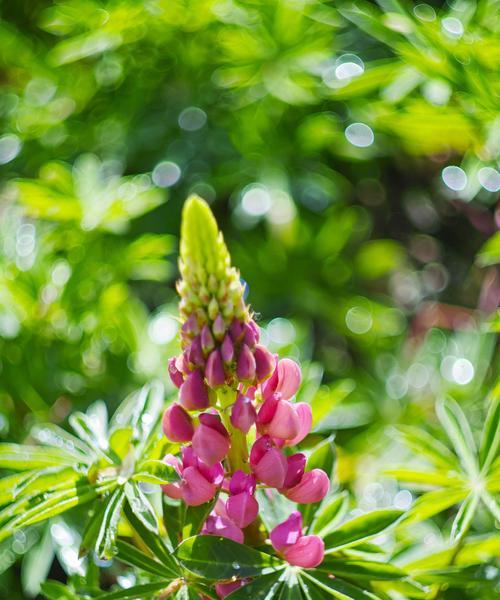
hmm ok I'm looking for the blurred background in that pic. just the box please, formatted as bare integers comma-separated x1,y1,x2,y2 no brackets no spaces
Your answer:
0,0,498,596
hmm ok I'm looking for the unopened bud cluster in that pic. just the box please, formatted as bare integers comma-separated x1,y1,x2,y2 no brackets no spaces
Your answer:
161,197,329,597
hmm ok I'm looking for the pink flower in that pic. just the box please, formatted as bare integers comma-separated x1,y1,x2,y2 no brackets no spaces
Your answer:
283,403,312,447
168,357,184,388
202,515,244,544
254,345,275,382
230,394,257,434
226,492,259,528
182,466,217,505
257,397,311,444
221,334,234,363
162,403,194,442
192,413,230,466
188,336,205,368
205,349,226,388
283,468,330,504
266,399,300,440
236,344,256,381
250,436,288,488
262,358,301,400
229,319,245,342
270,511,324,568
229,470,256,495
215,579,249,598
179,369,210,410
282,453,306,489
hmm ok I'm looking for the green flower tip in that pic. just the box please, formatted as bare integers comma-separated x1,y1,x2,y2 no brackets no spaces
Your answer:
177,195,248,333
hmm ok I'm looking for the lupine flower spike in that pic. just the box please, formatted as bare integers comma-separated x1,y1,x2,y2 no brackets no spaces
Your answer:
162,196,330,597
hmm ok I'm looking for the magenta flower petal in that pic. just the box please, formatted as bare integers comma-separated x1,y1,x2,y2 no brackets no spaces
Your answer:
179,369,210,410
221,334,234,363
283,453,306,489
249,435,273,467
230,394,257,434
205,349,226,388
254,345,275,382
276,358,301,399
229,470,256,495
229,319,245,342
182,466,216,506
202,515,244,544
253,447,288,488
284,403,312,447
266,399,300,441
283,535,324,568
226,492,259,528
213,314,226,341
284,468,330,504
270,511,303,552
161,481,183,500
215,580,248,599
256,393,280,426
162,403,194,443
168,357,184,388
192,423,230,466
236,344,256,381
197,460,225,486
201,324,215,354
261,357,279,399
188,336,205,367
243,323,257,347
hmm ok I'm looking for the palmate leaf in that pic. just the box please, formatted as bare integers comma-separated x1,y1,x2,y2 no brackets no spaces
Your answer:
181,495,218,540
323,510,403,552
226,571,290,599
176,535,284,580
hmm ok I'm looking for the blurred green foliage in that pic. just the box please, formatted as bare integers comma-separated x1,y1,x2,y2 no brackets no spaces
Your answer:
0,0,498,598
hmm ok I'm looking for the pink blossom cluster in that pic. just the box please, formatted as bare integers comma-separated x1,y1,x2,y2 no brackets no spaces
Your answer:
162,317,329,596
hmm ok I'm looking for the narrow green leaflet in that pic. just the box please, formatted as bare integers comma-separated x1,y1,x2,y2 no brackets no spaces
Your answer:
181,497,217,539
124,481,159,533
403,487,467,525
115,539,172,578
479,393,500,472
0,443,79,470
301,570,381,599
21,524,54,597
95,488,126,559
109,427,134,461
176,535,284,580
224,572,285,599
69,412,113,463
41,581,79,600
436,398,478,477
450,493,480,542
323,510,403,552
133,459,179,485
31,423,94,462
0,472,36,505
123,502,177,573
96,581,171,600
317,557,406,581
313,492,350,537
394,426,458,471
384,469,463,488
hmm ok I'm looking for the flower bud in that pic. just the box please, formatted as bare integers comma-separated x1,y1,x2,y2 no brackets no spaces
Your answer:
248,319,260,343
181,313,200,339
219,335,233,365
179,369,210,410
243,323,257,347
250,437,288,488
283,535,324,568
162,403,194,443
182,466,217,506
283,468,330,504
270,511,302,552
236,344,256,382
229,470,256,496
168,357,184,388
229,319,245,342
266,399,300,441
201,324,215,354
213,314,226,341
226,492,259,528
202,515,244,544
283,453,306,489
283,403,312,447
276,359,301,399
254,345,275,382
205,349,226,388
230,394,257,434
192,413,230,466
188,336,205,368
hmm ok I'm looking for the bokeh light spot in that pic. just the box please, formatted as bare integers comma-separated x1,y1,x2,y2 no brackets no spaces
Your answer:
152,161,181,187
0,134,22,164
478,167,500,192
345,306,373,334
345,123,374,148
441,166,467,191
178,106,207,131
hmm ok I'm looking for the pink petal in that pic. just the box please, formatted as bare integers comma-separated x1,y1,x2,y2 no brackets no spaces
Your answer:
192,424,230,466
202,515,244,544
229,470,256,495
249,435,273,467
230,394,257,434
283,535,324,568
253,447,288,488
270,511,302,552
283,453,306,489
266,400,300,441
167,357,184,388
182,466,216,506
205,349,226,388
276,358,301,399
254,345,275,382
226,492,259,528
162,403,194,443
284,469,330,504
179,369,209,411
236,344,256,381
256,393,280,426
284,403,312,447
215,580,248,599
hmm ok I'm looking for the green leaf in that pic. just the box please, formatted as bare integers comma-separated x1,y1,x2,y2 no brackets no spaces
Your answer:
176,535,284,580
476,231,500,267
384,468,463,488
0,444,79,470
133,459,179,485
0,472,35,506
450,493,480,542
123,501,177,572
124,481,159,533
436,398,478,477
323,510,403,552
31,423,94,461
96,581,171,600
479,393,500,472
404,487,467,525
109,427,134,461
220,572,284,599
115,539,172,578
69,413,113,463
41,580,79,600
300,571,380,599
317,557,406,581
256,489,296,532
181,497,217,540
313,492,350,537
95,488,125,559
395,426,458,471
21,524,54,597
